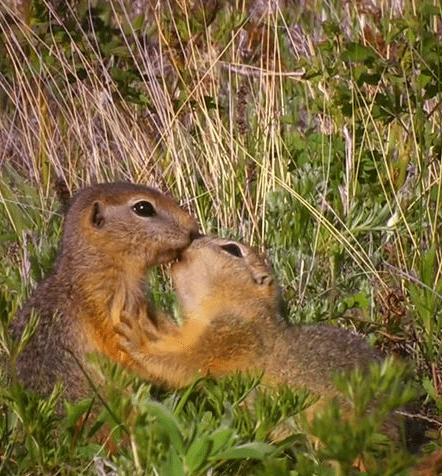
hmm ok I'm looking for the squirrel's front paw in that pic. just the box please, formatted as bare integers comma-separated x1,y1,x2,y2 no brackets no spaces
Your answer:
114,320,138,353
114,310,160,353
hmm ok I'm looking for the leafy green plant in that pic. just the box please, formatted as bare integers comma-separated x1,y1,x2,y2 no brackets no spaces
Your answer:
407,244,442,390
310,357,416,474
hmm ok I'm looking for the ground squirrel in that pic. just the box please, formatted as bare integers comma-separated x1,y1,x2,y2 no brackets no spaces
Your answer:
11,182,198,401
116,236,381,399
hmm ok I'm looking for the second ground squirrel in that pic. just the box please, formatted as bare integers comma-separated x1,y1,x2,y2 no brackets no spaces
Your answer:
11,182,198,401
116,236,382,401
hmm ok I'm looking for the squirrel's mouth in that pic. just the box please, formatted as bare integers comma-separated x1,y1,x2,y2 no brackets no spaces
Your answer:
171,251,185,266
170,248,192,277
168,251,183,272
170,236,202,268
171,249,184,265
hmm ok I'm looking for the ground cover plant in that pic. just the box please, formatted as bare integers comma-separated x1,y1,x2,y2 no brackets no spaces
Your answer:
1,0,442,473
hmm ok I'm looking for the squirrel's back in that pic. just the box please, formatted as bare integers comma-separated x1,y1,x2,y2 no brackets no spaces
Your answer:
269,323,381,397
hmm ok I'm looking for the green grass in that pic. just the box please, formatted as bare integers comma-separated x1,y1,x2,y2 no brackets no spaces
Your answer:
1,0,442,473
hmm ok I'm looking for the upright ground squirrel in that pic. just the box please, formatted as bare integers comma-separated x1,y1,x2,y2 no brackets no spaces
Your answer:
11,182,198,401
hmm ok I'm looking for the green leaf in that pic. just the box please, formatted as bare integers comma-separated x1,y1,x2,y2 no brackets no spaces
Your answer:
15,310,40,357
417,73,432,88
145,401,184,455
161,447,185,476
185,437,212,471
421,245,436,287
132,14,144,31
107,45,131,58
215,441,276,460
64,397,94,429
0,180,29,238
343,43,376,62
210,428,235,454
419,3,440,17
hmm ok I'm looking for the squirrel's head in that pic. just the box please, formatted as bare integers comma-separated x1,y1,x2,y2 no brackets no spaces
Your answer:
62,182,199,270
171,236,281,322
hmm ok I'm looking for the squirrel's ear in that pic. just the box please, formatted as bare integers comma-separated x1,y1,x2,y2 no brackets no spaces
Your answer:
220,243,243,257
91,201,105,228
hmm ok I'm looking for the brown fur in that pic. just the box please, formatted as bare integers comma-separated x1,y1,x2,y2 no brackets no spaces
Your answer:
11,182,198,400
116,236,381,400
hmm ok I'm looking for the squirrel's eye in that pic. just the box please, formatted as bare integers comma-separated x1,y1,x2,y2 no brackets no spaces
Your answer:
133,201,156,217
221,243,243,258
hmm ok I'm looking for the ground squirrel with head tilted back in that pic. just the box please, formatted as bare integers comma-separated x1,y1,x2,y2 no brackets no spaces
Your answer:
115,235,382,401
11,182,199,401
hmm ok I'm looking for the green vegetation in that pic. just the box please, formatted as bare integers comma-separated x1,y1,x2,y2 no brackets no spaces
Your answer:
1,0,442,473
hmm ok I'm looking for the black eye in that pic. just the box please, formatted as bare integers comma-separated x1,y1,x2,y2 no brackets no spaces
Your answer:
221,243,243,258
133,201,156,217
